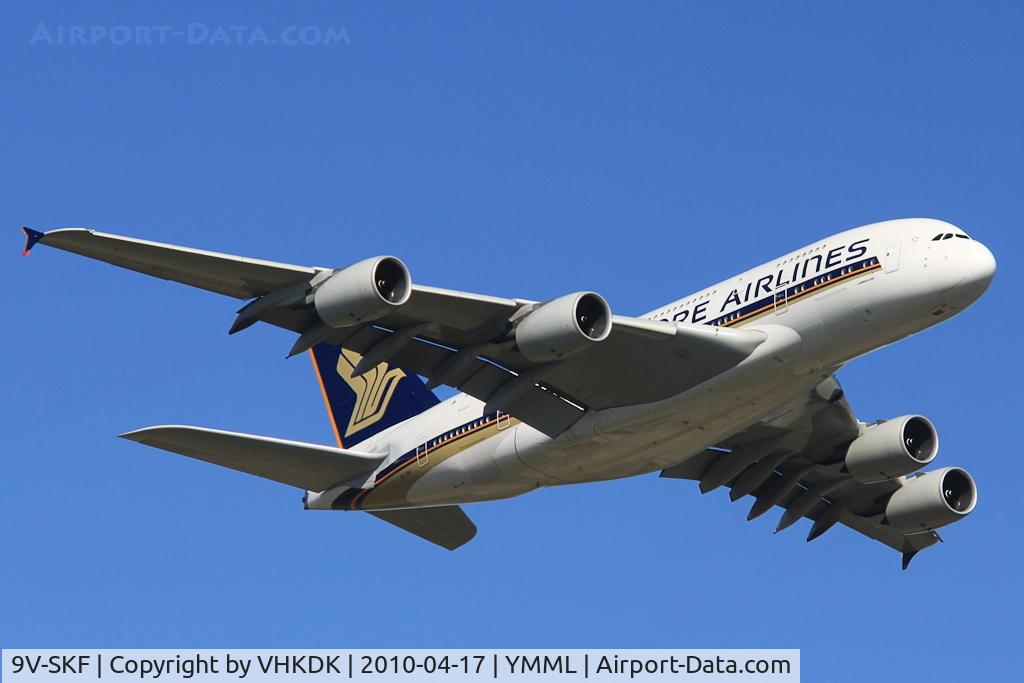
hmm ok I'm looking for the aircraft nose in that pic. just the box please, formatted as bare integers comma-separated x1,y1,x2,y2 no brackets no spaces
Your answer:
964,240,996,289
945,240,996,307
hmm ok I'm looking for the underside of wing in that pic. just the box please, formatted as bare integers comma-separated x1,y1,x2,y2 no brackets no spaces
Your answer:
317,317,766,437
660,376,969,569
28,227,769,438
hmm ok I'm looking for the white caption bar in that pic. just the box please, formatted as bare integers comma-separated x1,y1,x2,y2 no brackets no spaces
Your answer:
3,650,799,682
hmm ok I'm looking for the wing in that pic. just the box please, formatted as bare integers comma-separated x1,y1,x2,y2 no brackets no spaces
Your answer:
661,375,941,569
24,227,318,299
26,227,767,438
120,425,385,492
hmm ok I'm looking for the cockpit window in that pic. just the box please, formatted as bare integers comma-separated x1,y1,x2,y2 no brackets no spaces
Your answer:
956,233,970,239
932,232,971,241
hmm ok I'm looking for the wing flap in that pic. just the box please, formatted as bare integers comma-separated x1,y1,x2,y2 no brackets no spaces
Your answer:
537,322,765,407
120,425,385,492
312,320,765,437
660,448,726,481
369,506,477,550
322,328,588,437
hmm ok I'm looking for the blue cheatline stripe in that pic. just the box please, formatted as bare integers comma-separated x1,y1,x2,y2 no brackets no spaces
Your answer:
709,256,881,328
330,412,504,510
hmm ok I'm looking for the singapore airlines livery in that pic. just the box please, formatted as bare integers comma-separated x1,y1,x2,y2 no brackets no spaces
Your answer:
22,218,995,567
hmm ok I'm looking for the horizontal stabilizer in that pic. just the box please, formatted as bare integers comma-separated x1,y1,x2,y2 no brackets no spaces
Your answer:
370,506,477,551
120,425,384,492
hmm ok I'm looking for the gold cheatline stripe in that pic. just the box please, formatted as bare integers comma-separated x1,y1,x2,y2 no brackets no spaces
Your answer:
349,415,505,509
725,261,881,328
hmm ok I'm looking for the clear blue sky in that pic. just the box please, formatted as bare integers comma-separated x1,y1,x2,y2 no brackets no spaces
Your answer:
2,1,1021,679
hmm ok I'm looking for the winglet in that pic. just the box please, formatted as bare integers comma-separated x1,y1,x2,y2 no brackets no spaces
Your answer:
21,227,45,256
901,547,919,571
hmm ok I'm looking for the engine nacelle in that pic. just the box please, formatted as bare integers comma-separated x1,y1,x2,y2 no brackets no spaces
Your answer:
314,256,411,327
845,415,938,483
885,467,978,533
515,291,612,362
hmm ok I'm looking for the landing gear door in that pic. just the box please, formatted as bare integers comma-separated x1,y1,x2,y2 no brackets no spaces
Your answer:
883,244,901,273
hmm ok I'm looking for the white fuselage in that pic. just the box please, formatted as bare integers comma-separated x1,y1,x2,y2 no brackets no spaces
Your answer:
305,218,995,512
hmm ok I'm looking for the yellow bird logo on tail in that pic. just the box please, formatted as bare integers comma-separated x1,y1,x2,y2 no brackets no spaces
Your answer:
335,349,406,437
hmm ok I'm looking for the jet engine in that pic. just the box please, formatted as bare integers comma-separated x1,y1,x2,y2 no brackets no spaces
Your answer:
885,467,978,533
515,291,612,362
314,256,412,327
845,415,938,483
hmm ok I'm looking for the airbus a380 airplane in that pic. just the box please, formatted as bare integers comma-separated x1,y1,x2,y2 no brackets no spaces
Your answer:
22,218,995,567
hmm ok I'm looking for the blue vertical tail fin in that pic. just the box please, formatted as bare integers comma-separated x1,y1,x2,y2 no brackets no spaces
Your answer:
308,343,439,448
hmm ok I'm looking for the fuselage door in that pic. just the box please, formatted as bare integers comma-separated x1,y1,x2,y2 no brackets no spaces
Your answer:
774,289,789,315
416,433,431,467
883,244,901,273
